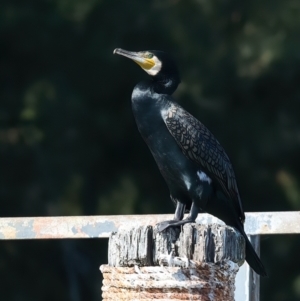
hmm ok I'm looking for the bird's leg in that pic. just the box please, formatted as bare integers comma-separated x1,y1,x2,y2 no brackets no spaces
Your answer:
174,201,185,221
156,202,198,232
156,201,185,232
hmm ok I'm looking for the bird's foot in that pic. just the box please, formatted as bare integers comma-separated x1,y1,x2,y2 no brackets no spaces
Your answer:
156,220,179,232
156,217,195,232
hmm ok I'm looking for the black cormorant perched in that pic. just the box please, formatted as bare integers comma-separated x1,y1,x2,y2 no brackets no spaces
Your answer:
114,48,267,277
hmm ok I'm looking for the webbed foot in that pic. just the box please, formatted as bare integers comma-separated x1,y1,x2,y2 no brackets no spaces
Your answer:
156,202,199,232
156,217,196,232
156,220,181,232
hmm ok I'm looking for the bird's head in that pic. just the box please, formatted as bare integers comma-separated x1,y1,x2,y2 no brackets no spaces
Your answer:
114,48,180,94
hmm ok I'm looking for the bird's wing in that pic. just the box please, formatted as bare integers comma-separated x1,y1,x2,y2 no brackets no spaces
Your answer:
162,102,245,223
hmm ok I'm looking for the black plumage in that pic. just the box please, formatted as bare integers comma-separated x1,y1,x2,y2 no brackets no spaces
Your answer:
114,48,267,277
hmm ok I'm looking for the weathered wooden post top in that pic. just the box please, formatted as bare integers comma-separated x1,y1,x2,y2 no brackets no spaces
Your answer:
100,223,245,301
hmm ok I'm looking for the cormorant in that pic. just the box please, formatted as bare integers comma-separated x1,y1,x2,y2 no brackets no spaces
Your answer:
114,48,267,277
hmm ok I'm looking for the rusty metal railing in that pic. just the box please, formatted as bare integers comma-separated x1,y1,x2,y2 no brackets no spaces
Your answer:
0,211,299,240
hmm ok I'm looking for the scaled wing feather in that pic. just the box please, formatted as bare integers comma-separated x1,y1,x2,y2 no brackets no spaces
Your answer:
162,102,245,223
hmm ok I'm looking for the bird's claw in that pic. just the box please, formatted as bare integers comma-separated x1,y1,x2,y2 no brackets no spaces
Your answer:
156,220,180,232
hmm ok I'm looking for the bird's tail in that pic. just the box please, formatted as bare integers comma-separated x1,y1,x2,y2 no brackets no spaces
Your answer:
238,225,267,277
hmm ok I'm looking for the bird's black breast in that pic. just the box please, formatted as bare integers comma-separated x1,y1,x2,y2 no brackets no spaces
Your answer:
131,82,204,202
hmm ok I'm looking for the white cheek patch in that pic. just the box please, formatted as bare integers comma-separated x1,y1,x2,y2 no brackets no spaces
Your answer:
143,55,162,76
197,171,212,185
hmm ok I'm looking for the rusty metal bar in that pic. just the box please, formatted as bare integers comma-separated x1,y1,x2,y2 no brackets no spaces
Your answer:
0,211,299,240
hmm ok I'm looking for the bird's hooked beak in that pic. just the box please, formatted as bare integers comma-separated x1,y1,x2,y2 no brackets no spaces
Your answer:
113,48,155,70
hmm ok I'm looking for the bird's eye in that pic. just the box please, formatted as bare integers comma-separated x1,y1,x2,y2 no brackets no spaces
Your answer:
145,53,153,59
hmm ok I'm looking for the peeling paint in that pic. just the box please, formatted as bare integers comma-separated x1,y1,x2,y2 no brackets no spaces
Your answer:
15,219,36,239
71,226,79,235
81,221,117,237
0,212,299,240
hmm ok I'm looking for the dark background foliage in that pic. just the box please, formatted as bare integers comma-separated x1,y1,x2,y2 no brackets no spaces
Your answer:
1,0,300,300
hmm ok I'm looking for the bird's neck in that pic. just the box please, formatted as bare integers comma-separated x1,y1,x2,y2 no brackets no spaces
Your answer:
152,74,180,95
